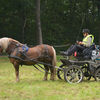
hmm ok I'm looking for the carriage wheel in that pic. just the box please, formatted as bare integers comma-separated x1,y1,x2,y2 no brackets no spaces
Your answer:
57,64,67,79
64,65,83,84
94,68,100,81
82,66,91,80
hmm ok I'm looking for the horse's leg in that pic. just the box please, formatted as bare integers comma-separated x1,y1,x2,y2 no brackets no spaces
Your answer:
43,65,49,81
50,67,55,81
13,61,20,82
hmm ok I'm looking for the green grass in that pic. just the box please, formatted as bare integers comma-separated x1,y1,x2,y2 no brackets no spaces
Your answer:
0,56,100,100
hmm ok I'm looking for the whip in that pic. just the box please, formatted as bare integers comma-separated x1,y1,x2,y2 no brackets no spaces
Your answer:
76,13,86,42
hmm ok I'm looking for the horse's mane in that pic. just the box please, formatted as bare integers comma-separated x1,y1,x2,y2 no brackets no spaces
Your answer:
9,38,22,44
0,37,23,51
0,37,9,50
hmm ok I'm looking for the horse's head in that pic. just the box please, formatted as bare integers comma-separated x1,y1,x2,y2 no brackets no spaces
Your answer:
0,37,9,53
0,39,3,53
0,46,3,53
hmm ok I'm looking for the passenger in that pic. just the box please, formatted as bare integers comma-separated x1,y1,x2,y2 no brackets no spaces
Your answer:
60,29,94,56
92,46,100,60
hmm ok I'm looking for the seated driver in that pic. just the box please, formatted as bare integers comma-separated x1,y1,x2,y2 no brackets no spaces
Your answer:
60,29,94,56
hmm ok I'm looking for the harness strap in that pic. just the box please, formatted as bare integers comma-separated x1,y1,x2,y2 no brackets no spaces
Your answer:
21,44,29,66
9,54,63,75
16,45,19,56
8,54,56,68
43,45,52,59
7,43,20,55
34,64,51,74
8,44,52,67
33,65,46,73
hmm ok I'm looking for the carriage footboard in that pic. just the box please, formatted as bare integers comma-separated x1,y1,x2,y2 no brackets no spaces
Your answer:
60,59,71,66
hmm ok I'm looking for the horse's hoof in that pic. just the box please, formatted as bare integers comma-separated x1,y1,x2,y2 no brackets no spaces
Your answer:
14,80,20,83
43,79,47,81
50,78,55,81
50,80,54,81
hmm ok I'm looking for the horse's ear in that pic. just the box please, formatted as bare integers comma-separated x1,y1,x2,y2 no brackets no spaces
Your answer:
0,47,3,53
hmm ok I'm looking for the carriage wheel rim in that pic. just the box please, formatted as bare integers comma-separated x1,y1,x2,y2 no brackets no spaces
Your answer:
57,64,67,79
57,69,64,78
64,66,83,84
95,69,100,81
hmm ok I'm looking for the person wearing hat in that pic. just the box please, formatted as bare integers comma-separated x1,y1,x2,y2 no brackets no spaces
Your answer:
60,29,94,56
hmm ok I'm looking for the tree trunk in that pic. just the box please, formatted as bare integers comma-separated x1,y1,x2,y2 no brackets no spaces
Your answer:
85,1,89,28
3,11,5,36
92,1,95,34
97,0,100,50
36,0,43,45
22,17,27,43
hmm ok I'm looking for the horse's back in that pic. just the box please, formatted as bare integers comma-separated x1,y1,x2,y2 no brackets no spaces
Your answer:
26,44,55,61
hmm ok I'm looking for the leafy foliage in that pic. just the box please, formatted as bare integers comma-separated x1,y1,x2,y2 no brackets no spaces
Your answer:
0,0,100,52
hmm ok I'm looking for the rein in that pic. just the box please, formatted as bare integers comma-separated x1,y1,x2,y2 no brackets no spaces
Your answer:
8,54,60,75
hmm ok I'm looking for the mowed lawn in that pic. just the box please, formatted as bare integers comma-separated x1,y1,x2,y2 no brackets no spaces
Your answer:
0,56,100,100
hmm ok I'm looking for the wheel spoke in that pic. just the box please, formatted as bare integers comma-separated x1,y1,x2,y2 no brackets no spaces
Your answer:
76,70,80,74
64,65,83,84
82,66,91,80
72,68,75,73
67,72,72,76
69,77,73,81
97,74,100,77
96,74,100,77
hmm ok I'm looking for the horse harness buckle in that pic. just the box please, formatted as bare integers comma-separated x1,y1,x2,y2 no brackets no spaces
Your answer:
22,44,29,52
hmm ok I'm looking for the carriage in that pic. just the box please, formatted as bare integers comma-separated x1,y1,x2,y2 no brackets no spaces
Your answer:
0,37,100,84
57,44,100,83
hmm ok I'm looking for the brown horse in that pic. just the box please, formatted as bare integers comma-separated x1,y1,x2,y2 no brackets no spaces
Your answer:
0,37,56,82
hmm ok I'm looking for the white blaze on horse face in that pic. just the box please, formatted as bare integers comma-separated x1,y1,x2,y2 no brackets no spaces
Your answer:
0,37,9,51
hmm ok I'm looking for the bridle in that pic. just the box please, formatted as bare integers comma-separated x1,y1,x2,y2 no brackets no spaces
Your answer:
6,43,23,55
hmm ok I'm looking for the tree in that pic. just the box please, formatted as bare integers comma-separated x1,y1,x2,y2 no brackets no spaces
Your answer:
97,0,100,50
35,0,43,44
0,0,100,52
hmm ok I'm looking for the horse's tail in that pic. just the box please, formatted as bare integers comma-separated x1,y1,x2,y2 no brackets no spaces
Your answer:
51,46,57,80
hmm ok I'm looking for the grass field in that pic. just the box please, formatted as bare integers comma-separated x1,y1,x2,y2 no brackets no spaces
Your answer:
0,56,100,100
